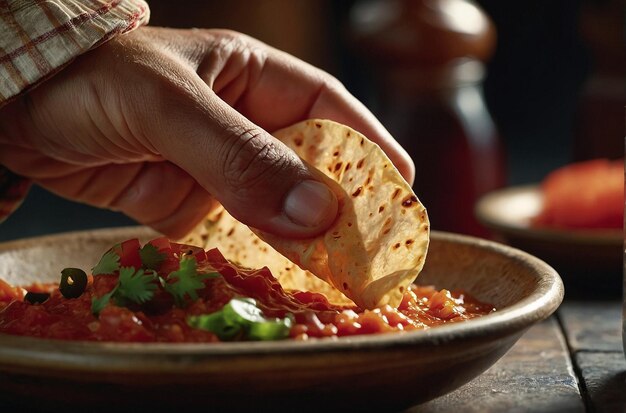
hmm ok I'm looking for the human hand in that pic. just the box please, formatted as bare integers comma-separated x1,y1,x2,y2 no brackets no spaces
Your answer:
0,27,414,239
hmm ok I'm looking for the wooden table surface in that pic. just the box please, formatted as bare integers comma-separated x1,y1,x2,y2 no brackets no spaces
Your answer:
410,300,625,412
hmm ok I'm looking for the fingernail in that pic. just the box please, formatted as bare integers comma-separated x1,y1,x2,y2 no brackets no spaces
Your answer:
284,180,336,228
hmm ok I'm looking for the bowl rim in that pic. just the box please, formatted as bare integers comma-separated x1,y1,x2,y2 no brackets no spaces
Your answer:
0,227,564,365
475,184,622,246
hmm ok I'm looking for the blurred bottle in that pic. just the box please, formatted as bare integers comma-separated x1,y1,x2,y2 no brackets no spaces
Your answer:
575,0,626,358
349,0,505,236
574,0,625,161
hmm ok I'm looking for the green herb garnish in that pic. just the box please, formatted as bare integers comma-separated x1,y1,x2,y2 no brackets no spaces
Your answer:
164,257,217,307
139,244,165,270
187,297,293,341
117,267,158,304
90,246,219,315
90,267,157,314
91,288,116,316
92,250,120,275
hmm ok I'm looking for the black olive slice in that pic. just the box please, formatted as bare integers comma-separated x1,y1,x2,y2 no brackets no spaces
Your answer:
59,268,88,299
24,291,50,304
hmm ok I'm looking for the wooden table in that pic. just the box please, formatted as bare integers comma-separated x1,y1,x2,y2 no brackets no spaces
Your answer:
411,300,625,412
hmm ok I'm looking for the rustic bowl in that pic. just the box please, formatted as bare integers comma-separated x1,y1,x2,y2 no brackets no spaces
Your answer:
0,227,563,412
475,185,622,295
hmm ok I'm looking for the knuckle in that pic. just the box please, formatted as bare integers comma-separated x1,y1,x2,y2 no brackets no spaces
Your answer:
205,29,257,49
199,29,251,56
219,128,294,196
146,68,199,104
318,71,346,94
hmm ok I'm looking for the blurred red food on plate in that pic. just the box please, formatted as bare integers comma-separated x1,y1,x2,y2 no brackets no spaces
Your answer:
533,159,623,229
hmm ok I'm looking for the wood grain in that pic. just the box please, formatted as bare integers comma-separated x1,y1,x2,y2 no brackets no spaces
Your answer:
575,352,626,413
411,318,584,413
559,301,622,352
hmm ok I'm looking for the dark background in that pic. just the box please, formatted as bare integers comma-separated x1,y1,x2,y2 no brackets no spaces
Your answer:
1,0,618,242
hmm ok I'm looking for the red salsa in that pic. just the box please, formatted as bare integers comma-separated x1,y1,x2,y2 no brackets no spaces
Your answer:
0,238,495,342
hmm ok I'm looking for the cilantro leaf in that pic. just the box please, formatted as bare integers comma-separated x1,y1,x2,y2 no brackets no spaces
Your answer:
90,240,218,316
165,257,217,306
92,250,120,275
91,288,117,315
139,244,165,271
90,267,156,316
116,267,157,304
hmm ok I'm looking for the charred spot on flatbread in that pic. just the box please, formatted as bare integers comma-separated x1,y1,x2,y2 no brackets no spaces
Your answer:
184,119,429,310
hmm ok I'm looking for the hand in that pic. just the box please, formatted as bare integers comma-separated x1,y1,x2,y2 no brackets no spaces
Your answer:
0,27,414,239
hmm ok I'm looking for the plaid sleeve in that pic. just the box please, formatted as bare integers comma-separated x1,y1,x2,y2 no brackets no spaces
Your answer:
0,0,150,222
0,0,150,107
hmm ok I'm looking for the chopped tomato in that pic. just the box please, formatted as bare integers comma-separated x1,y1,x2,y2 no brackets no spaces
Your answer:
171,242,207,264
0,278,23,304
429,289,463,320
114,238,142,268
148,237,177,273
534,159,623,229
147,236,172,253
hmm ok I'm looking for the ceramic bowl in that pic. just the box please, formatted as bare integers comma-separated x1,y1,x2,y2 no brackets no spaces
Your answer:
475,185,622,294
0,227,563,412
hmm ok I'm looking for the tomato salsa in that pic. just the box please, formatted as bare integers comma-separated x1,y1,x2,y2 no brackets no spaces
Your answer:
0,238,495,342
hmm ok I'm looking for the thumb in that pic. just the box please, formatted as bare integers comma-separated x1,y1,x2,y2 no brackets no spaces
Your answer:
149,94,338,238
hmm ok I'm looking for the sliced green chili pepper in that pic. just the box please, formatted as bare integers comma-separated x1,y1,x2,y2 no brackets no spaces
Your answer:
187,311,242,341
187,297,293,341
59,268,88,299
248,319,293,341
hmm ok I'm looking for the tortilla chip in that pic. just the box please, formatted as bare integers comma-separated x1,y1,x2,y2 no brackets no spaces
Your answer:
183,206,353,306
184,119,429,309
252,119,429,309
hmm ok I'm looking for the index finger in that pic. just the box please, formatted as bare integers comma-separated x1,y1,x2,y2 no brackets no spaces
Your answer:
205,37,415,184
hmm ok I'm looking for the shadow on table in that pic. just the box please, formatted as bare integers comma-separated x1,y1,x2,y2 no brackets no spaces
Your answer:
583,367,626,412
